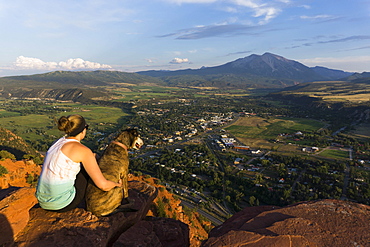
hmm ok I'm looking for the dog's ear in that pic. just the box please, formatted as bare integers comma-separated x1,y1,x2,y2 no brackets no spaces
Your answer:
125,128,138,137
131,129,139,137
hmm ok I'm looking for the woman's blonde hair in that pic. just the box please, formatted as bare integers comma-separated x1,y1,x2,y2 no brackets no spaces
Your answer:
58,114,87,136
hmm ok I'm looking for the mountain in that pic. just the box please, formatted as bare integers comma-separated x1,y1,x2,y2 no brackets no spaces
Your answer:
310,66,353,80
343,71,370,81
0,53,360,95
138,53,354,85
0,70,163,88
0,70,164,102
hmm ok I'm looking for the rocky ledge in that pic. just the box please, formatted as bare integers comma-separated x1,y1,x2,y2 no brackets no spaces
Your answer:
0,180,190,247
202,199,370,247
1,181,370,247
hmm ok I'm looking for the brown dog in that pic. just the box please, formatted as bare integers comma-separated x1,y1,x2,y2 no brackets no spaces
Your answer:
86,129,143,216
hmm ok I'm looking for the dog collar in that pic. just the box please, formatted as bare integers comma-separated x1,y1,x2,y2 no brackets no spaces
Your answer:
111,141,128,151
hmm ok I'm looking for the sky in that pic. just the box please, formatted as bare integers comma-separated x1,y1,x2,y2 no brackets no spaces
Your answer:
0,0,369,77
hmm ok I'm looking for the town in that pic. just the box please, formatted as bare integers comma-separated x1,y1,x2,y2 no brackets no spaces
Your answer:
1,95,370,224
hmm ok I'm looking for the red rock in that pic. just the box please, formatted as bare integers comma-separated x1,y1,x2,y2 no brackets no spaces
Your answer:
113,217,190,247
0,187,38,246
13,180,158,247
202,199,370,247
0,159,41,189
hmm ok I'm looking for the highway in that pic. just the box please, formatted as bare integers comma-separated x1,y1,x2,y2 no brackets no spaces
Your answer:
180,200,224,226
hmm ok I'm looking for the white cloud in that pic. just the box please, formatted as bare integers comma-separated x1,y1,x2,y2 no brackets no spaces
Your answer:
170,58,190,64
301,5,311,9
14,56,112,71
164,0,284,23
300,15,333,20
15,56,58,70
231,0,281,23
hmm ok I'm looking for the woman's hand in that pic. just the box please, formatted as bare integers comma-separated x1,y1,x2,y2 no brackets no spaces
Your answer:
101,179,122,191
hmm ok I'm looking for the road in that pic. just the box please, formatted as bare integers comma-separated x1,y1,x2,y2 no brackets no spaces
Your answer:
180,200,224,226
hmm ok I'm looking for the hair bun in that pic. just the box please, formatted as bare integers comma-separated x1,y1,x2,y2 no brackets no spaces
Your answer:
57,115,86,136
57,116,71,132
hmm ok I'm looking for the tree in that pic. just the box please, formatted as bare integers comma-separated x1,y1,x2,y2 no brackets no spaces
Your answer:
225,195,231,203
249,196,256,206
0,150,16,160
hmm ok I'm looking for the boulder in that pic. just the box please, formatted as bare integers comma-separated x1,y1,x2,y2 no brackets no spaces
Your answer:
202,199,370,247
113,217,190,247
0,187,38,246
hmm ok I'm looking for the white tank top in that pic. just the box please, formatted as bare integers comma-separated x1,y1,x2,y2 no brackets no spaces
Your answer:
36,136,81,210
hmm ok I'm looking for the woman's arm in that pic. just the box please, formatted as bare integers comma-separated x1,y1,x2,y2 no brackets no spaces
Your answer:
81,148,122,191
63,142,121,191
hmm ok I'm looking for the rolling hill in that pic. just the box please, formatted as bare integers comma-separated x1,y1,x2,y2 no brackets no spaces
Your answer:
0,52,362,101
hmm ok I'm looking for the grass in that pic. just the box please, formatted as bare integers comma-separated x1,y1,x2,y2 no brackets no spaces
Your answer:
226,116,324,140
318,149,349,160
347,123,370,141
0,102,131,144
0,110,21,118
225,116,325,150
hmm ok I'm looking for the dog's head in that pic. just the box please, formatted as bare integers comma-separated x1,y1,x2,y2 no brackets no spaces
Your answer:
115,129,143,150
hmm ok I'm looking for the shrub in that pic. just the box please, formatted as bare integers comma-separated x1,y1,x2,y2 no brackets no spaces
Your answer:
26,173,39,187
156,198,167,218
0,150,16,160
0,165,8,176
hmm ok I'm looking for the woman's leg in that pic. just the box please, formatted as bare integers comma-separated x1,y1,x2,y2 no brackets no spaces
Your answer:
56,165,89,212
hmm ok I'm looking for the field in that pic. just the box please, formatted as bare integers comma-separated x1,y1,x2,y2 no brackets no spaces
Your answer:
108,85,194,102
0,101,131,145
318,149,349,160
284,81,370,103
347,123,370,140
226,116,325,150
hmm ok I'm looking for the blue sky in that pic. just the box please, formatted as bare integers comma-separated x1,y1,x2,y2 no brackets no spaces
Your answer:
0,0,369,76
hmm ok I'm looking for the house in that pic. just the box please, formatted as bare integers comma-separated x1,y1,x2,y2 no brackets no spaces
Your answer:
234,158,243,164
234,146,250,151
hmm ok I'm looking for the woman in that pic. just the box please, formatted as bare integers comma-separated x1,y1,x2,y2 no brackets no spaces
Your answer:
36,114,121,212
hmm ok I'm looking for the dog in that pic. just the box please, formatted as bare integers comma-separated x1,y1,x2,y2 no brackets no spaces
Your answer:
86,129,143,216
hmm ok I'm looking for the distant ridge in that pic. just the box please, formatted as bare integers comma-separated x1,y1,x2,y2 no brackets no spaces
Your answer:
0,53,362,93
0,70,163,88
310,66,353,80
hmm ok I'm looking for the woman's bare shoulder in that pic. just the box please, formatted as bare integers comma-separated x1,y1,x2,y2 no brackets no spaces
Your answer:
62,141,91,157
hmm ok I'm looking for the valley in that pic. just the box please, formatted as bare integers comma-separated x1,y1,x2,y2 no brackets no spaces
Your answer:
1,82,370,226
1,54,370,230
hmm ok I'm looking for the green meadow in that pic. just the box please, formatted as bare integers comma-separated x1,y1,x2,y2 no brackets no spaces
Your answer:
318,149,349,160
225,116,325,150
0,101,131,145
226,116,324,140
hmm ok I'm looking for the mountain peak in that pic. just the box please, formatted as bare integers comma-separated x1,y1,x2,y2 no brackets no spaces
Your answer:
230,52,294,70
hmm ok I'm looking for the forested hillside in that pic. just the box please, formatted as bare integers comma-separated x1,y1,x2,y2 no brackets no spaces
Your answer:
0,127,42,163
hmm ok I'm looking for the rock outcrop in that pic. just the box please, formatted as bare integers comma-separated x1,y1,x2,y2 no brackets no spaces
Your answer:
0,180,189,247
1,159,370,247
130,175,211,246
0,187,38,245
202,199,370,247
0,159,41,189
114,217,190,247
